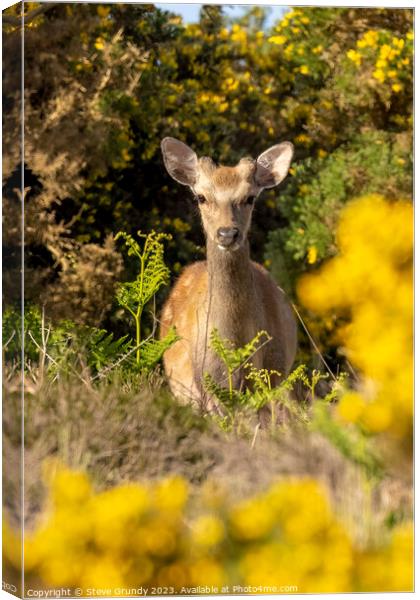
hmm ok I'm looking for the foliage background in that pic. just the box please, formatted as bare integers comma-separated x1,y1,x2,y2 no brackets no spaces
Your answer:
3,3,412,359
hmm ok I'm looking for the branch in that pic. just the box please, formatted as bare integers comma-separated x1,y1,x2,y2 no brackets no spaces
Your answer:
291,301,338,382
3,3,58,27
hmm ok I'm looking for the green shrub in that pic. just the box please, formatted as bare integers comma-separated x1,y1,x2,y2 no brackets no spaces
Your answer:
266,131,412,293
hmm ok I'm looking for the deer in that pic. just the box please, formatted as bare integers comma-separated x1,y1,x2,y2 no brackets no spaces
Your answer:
159,137,297,412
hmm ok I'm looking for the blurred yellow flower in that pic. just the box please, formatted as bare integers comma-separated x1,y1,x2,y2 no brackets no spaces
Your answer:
392,37,405,49
295,133,311,145
337,392,365,423
357,30,378,48
230,498,275,540
268,34,287,45
191,515,224,547
94,37,105,50
154,477,188,514
96,5,110,18
223,77,239,92
3,466,414,593
379,44,397,61
298,195,413,441
361,401,392,433
347,49,362,66
373,69,385,82
307,246,318,264
231,25,247,44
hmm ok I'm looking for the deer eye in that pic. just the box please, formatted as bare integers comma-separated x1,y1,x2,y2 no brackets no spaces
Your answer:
246,195,256,205
195,194,206,205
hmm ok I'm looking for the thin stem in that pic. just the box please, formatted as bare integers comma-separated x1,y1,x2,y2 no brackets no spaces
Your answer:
271,400,276,430
135,312,141,365
291,301,337,381
135,253,146,365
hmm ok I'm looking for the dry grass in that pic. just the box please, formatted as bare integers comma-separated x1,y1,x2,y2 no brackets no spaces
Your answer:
3,367,412,548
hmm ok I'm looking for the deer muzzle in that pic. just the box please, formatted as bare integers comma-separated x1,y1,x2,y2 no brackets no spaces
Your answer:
216,227,240,250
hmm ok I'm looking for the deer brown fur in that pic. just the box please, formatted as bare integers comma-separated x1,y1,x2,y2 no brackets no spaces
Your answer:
160,138,297,409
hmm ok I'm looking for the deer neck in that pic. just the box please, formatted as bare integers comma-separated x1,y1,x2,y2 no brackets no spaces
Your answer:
205,239,257,344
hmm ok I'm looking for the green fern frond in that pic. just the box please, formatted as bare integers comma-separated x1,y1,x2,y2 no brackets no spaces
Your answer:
115,230,172,367
203,373,244,411
86,329,132,372
207,328,272,413
114,231,142,259
209,329,270,372
139,326,179,372
115,230,171,315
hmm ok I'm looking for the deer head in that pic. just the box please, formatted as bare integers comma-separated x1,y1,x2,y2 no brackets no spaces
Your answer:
161,137,294,252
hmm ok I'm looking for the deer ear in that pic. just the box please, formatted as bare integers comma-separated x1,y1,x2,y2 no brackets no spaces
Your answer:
255,142,294,188
161,137,199,186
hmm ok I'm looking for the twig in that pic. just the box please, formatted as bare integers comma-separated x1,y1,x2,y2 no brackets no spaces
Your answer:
3,330,16,351
39,306,51,381
344,358,360,382
291,301,337,382
91,333,155,381
27,331,91,388
3,3,58,27
251,423,260,449
27,331,59,368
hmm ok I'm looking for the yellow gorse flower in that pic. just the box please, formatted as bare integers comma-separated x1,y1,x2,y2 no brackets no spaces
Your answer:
347,49,362,66
357,30,379,48
96,5,110,18
268,34,287,45
94,37,105,50
307,245,318,264
373,69,385,83
298,194,413,440
2,466,413,593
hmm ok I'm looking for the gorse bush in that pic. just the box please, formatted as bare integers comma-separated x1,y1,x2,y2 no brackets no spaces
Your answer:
264,9,412,312
265,130,412,291
3,464,413,594
298,195,413,448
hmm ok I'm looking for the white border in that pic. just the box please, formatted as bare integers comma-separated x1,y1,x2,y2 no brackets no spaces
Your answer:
0,1,416,599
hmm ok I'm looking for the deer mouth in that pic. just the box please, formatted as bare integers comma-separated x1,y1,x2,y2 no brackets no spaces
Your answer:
217,242,241,252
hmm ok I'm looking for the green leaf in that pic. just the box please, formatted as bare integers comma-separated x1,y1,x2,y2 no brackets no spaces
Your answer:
139,326,179,372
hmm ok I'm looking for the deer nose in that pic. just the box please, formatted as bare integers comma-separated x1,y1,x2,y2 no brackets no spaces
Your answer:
217,227,240,247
